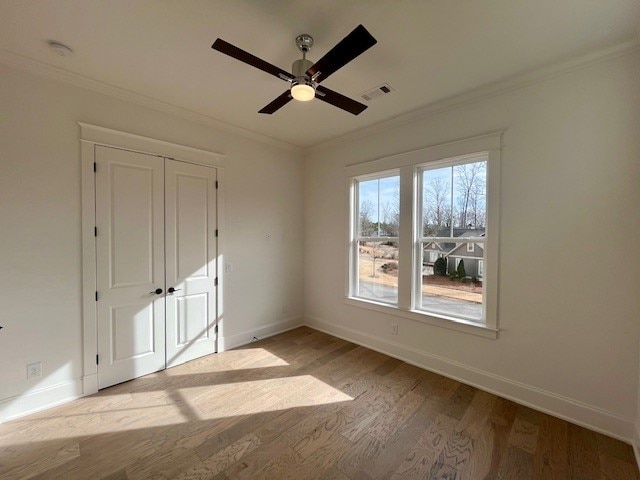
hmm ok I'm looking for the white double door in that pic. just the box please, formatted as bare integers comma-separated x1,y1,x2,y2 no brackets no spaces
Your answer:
95,146,217,389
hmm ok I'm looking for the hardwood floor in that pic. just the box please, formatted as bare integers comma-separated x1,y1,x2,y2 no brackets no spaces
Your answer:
0,327,637,479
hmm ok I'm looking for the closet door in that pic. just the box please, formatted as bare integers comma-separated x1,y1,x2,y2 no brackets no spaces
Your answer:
164,159,217,367
95,146,166,389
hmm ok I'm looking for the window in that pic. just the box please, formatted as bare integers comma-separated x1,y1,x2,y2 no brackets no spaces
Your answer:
352,173,400,305
419,158,486,322
346,133,500,337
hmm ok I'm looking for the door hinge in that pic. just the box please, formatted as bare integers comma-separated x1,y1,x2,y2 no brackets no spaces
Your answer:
95,291,99,301
215,229,218,237
96,354,99,365
214,324,218,334
215,181,218,189
93,162,97,172
214,277,218,287
94,226,98,237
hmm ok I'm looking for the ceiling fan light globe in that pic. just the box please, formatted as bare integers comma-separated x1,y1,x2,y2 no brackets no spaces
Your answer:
291,84,315,102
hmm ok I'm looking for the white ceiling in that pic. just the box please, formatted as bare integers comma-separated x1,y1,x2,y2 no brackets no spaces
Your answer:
1,0,639,148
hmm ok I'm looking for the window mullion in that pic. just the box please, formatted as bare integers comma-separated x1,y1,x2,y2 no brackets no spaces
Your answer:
347,178,357,298
397,165,414,310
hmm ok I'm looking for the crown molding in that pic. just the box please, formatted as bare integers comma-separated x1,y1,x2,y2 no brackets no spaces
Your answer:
2,39,638,157
0,49,303,154
307,40,640,154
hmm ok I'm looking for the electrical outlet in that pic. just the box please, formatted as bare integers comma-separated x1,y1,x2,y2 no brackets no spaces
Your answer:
225,263,232,273
391,324,398,335
27,362,42,379
282,305,290,315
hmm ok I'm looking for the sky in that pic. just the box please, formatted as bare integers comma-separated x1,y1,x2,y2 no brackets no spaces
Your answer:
358,160,486,229
359,176,399,224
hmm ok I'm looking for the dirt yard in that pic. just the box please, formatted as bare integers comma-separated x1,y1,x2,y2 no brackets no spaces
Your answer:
358,244,482,304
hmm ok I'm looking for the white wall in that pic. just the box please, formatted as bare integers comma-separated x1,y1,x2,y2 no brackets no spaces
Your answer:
304,52,640,440
0,64,304,421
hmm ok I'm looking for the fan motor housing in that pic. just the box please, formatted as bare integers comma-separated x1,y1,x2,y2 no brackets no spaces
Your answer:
292,58,313,79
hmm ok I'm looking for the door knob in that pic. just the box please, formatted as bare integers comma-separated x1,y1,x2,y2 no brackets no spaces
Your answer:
150,288,163,295
168,287,182,293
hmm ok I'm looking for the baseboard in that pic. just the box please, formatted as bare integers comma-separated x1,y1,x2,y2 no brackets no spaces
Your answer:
634,425,640,471
304,316,634,442
219,316,304,351
0,378,84,425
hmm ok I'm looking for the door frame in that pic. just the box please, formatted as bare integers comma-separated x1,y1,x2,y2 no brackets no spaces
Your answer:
80,123,225,395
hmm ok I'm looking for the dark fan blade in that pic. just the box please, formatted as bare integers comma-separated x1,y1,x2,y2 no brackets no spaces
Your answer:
212,39,294,81
315,85,367,115
259,91,293,114
306,25,377,83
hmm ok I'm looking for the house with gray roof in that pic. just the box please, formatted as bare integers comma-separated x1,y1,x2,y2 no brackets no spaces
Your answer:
423,228,485,279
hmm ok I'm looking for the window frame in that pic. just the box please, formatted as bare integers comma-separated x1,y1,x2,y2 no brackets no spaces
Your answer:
345,132,501,339
415,153,487,323
349,170,400,306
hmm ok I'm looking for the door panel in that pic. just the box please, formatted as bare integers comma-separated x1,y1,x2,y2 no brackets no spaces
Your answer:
96,146,166,389
176,174,209,279
111,303,156,361
176,294,208,346
109,163,156,287
165,159,217,367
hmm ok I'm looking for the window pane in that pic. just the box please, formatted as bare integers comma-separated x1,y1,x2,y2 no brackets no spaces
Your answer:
422,160,487,237
420,241,483,321
358,240,398,304
358,175,400,237
452,161,486,231
422,166,453,236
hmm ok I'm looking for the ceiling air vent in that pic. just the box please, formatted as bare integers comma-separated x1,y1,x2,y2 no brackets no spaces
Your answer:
360,83,394,102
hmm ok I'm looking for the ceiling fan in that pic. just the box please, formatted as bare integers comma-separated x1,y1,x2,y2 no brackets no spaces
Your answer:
211,25,377,115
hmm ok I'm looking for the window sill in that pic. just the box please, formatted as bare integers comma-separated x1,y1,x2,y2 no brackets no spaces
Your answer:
344,297,498,339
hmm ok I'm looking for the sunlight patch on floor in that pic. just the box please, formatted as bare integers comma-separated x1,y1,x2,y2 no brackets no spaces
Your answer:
184,375,354,419
154,348,290,375
0,375,351,444
0,395,184,445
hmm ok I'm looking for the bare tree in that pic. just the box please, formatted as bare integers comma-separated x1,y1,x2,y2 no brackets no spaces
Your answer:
368,242,384,278
469,177,486,228
359,199,375,236
423,176,451,235
454,163,486,228
359,200,382,277
381,183,400,237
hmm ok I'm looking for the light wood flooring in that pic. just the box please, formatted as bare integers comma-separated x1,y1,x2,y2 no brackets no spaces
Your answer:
0,327,638,479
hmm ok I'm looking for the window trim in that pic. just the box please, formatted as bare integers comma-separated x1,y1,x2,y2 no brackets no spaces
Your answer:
345,132,501,339
348,170,400,305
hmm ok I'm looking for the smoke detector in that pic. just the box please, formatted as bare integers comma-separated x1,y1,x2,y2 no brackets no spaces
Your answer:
47,41,73,57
